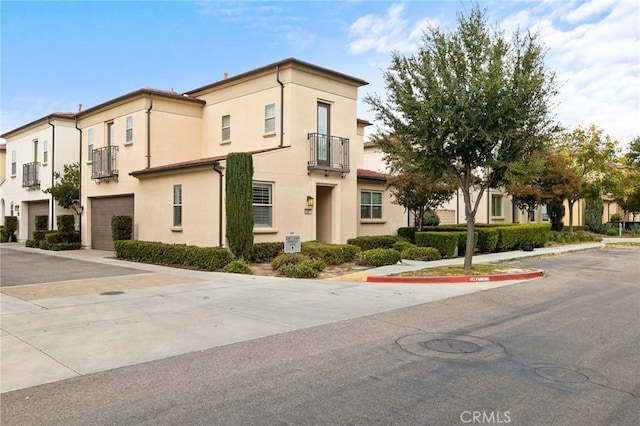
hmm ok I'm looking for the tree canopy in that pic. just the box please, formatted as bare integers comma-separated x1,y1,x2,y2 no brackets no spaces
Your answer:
43,163,80,214
366,5,558,268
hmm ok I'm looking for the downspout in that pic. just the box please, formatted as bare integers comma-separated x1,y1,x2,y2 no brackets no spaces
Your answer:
276,65,284,147
146,94,154,169
487,190,490,223
456,189,460,224
75,116,83,244
213,161,223,247
48,117,55,230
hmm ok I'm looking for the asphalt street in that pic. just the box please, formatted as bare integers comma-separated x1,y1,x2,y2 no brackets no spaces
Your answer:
1,247,638,425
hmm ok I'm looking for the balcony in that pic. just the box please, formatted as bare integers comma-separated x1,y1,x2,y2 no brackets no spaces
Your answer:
22,162,40,189
92,146,119,180
307,133,350,176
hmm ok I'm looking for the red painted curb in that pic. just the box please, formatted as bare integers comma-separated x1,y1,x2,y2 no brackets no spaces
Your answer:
366,270,544,284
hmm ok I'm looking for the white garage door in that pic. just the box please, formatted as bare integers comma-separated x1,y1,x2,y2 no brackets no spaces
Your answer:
91,195,134,250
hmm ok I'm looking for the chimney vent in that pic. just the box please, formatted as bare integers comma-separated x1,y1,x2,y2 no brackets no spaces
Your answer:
224,72,228,80
78,103,82,112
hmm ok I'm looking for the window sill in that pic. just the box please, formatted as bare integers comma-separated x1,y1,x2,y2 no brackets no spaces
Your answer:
263,132,276,138
42,162,48,167
360,219,385,224
10,174,16,178
86,161,93,166
220,140,232,145
171,227,183,232
124,142,133,147
491,217,505,221
254,228,278,234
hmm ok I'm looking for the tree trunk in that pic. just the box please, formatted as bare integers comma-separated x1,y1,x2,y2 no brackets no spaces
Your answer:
568,199,575,232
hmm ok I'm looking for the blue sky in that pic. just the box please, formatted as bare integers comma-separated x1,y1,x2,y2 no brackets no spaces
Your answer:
2,0,638,148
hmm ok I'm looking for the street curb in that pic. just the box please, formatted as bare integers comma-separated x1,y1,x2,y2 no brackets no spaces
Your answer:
366,270,544,284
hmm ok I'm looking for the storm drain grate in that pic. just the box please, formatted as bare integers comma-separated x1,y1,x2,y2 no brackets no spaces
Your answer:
534,367,588,383
419,338,480,354
100,291,125,296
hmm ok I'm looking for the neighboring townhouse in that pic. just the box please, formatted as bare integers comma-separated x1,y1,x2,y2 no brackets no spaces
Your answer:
362,140,546,226
77,58,408,250
0,113,79,239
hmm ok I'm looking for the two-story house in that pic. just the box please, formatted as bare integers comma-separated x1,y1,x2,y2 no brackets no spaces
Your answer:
0,113,79,239
77,58,406,250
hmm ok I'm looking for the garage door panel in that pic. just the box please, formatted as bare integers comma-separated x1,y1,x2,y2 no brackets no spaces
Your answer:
91,196,134,250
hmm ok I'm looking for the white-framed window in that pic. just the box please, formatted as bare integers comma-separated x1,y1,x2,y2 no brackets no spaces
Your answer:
125,116,133,142
529,210,535,222
541,204,549,222
173,184,182,227
265,103,275,133
87,129,94,161
222,115,231,141
11,150,16,176
361,190,382,219
107,122,115,146
253,182,273,228
33,139,38,162
491,194,503,217
43,140,48,164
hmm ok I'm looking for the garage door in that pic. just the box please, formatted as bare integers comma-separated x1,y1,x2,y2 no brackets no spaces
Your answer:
91,195,134,250
27,201,49,240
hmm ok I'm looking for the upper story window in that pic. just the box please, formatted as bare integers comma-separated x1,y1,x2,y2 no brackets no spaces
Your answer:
43,140,48,164
126,116,133,142
491,194,503,217
11,150,16,176
107,122,115,146
265,104,275,133
87,129,94,161
173,184,182,227
361,190,382,219
222,115,231,142
33,139,39,163
253,182,273,228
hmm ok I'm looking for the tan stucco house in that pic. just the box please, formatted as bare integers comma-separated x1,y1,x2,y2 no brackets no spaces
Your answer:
0,113,78,237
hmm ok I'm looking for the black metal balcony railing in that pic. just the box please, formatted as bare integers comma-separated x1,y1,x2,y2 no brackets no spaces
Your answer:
307,133,350,174
22,162,40,188
92,145,119,179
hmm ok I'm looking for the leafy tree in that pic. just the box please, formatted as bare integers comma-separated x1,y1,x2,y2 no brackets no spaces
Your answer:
225,152,254,260
382,139,456,230
538,153,583,231
43,163,80,215
366,5,558,269
555,124,620,229
612,137,640,221
505,149,546,221
625,135,640,168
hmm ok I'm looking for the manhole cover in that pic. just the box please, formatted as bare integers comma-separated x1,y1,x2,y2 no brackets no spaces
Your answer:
534,367,588,383
100,291,124,296
420,338,480,353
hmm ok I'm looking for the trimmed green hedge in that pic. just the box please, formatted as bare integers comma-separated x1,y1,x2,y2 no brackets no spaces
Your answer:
249,242,284,262
112,215,133,241
223,260,253,274
477,228,500,253
347,235,401,250
355,248,401,267
114,240,233,271
35,215,48,231
301,241,360,265
271,253,309,270
397,227,416,243
3,216,18,242
415,232,459,258
400,246,441,261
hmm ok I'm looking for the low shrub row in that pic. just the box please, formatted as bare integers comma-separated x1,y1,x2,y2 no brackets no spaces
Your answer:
301,241,361,265
115,240,233,271
549,231,602,244
271,252,327,278
347,235,402,250
355,248,401,267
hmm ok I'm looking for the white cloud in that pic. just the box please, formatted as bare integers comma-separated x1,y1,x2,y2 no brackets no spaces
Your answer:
347,4,434,54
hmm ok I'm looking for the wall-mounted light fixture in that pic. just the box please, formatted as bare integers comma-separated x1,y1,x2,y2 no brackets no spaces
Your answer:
306,196,315,208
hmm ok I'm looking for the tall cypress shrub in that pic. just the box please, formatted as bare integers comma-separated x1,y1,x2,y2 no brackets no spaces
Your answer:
585,197,604,232
225,152,254,260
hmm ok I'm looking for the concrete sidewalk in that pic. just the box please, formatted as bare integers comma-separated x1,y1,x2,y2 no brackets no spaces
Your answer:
0,239,633,393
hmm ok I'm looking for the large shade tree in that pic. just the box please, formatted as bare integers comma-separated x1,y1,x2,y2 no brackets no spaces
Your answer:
367,5,558,269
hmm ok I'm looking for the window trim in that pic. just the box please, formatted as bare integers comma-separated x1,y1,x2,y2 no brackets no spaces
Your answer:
221,114,231,142
43,140,48,164
33,139,38,163
125,116,133,143
360,190,383,220
11,150,17,176
87,129,94,162
107,121,115,146
252,182,273,229
491,194,503,218
173,184,183,228
264,103,276,134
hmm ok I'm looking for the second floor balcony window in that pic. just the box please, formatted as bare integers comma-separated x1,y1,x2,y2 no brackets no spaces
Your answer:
307,133,350,175
92,145,118,180
22,162,40,188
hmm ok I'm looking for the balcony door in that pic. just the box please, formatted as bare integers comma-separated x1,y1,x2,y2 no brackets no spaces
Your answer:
317,103,330,166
